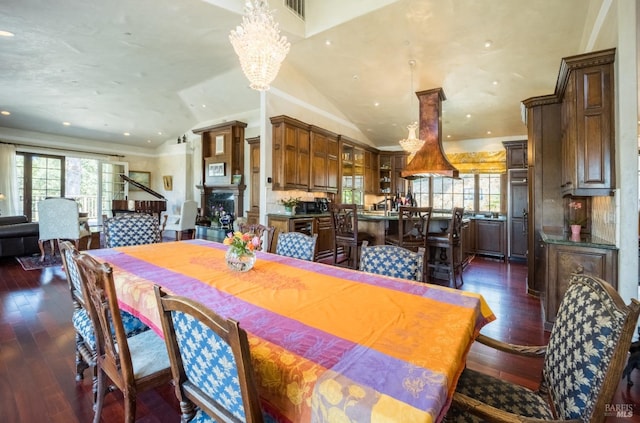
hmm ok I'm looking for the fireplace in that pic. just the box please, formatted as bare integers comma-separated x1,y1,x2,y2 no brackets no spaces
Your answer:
199,184,245,228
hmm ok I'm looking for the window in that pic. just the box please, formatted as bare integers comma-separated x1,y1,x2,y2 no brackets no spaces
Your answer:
410,173,503,214
478,174,501,213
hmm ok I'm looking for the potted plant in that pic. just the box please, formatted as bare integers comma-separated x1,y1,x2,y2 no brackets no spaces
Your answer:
280,197,300,215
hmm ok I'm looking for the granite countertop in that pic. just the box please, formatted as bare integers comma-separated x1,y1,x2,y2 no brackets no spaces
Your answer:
540,230,617,250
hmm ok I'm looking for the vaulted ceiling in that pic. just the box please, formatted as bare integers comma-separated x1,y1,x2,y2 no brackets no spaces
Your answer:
0,0,610,150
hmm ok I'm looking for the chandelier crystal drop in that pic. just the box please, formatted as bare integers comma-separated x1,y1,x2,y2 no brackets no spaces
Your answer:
398,122,425,162
229,0,291,91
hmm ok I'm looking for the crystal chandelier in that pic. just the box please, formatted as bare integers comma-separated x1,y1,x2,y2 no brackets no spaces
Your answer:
399,122,424,162
229,0,291,91
398,60,425,161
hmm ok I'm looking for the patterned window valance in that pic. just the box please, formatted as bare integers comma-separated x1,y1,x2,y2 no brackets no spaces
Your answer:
446,150,506,174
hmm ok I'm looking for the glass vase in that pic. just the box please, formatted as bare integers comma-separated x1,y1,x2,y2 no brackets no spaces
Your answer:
225,248,256,272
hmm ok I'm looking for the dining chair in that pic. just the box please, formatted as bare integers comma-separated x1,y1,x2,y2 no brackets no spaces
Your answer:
330,203,373,269
275,232,318,261
154,285,266,423
385,206,432,252
103,213,162,247
162,200,199,240
359,240,426,282
426,206,464,288
72,251,172,423
238,222,275,253
59,241,150,399
37,197,91,262
447,273,640,423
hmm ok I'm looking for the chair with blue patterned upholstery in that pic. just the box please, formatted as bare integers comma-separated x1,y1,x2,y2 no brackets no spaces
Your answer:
103,213,162,247
154,285,267,423
73,251,171,423
447,273,640,423
275,232,318,261
59,241,150,389
359,240,426,282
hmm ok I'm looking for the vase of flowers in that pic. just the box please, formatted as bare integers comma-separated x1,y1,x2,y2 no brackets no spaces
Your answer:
567,200,586,237
280,197,300,215
223,231,259,272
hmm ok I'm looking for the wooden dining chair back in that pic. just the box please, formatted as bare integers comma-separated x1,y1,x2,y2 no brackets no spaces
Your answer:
385,206,432,251
449,273,640,422
60,240,150,400
275,232,318,261
37,197,90,261
238,223,275,252
330,203,373,269
73,252,171,423
359,240,426,282
426,206,464,287
103,213,162,247
154,286,265,423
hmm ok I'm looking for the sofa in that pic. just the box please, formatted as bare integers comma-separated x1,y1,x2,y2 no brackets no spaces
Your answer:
0,216,40,257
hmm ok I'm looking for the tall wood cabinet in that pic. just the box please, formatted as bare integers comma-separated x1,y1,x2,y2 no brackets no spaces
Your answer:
504,140,528,262
559,49,615,197
310,126,339,193
271,115,310,191
522,48,615,297
246,136,260,224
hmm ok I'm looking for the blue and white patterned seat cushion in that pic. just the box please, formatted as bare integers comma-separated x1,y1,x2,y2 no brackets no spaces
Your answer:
104,214,161,247
542,273,625,420
359,245,424,281
445,368,553,421
72,308,150,350
275,232,316,261
171,310,247,421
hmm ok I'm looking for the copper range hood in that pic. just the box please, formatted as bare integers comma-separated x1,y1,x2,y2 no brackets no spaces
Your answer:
401,87,459,179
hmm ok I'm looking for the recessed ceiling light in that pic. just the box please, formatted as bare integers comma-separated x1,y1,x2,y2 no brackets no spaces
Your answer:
157,131,163,135
0,110,10,116
374,102,380,107
352,74,359,80
123,132,130,136
62,121,71,126
466,114,472,118
201,104,206,108
0,30,15,37
325,40,332,46
486,130,492,135
447,134,451,138
484,40,492,48
147,139,151,143
492,80,499,85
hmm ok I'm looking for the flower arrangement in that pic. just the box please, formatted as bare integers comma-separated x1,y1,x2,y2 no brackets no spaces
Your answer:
223,231,260,255
279,197,300,208
568,201,586,226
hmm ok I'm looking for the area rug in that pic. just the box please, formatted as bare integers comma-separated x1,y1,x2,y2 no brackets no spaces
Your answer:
16,251,62,271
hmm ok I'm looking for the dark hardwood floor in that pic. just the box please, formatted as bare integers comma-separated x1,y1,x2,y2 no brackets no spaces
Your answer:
0,253,638,422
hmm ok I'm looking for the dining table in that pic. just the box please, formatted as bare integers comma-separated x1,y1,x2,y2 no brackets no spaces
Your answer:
88,239,495,423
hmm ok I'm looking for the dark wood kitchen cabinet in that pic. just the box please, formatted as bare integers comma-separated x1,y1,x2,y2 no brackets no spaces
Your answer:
473,219,506,260
559,49,615,197
271,115,310,191
508,168,528,261
543,238,617,330
310,126,339,193
504,140,527,169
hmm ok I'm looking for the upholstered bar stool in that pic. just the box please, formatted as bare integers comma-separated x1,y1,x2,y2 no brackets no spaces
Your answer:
426,207,464,288
330,203,374,270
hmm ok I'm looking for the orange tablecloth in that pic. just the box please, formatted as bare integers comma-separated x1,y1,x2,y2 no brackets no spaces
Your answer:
90,239,494,423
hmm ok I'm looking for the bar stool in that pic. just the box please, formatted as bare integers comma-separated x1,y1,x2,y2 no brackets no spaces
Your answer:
385,206,432,252
426,207,464,288
330,203,373,269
